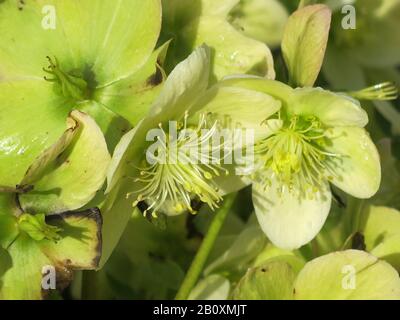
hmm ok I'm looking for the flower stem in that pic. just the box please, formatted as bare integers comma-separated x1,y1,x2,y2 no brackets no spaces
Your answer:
175,193,237,300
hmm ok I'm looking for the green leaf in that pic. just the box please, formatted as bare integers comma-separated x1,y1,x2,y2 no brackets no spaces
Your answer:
232,260,297,300
192,85,281,140
294,250,400,300
282,4,331,87
19,111,111,214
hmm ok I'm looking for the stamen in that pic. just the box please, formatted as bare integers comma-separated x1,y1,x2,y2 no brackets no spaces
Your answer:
348,82,399,101
256,116,342,197
127,115,232,217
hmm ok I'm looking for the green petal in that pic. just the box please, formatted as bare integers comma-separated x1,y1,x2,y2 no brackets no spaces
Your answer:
294,250,400,300
252,179,332,249
253,243,306,273
326,127,381,199
220,77,293,105
0,81,71,186
95,42,170,126
106,46,212,194
201,0,239,16
162,0,275,80
0,208,102,299
361,206,400,250
288,88,368,127
184,17,275,80
188,275,230,300
40,208,102,270
282,4,331,87
229,0,289,48
192,85,281,140
0,0,162,85
19,111,111,214
98,185,136,268
148,45,211,120
232,260,297,300
360,206,400,270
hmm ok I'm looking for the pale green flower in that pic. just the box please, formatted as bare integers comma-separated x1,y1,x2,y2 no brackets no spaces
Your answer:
160,0,275,80
221,76,381,249
108,47,280,220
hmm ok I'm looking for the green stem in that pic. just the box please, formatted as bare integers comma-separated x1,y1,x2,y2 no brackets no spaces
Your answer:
175,193,237,300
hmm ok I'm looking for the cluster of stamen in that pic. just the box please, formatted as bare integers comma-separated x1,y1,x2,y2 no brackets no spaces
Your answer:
127,113,231,217
255,115,341,198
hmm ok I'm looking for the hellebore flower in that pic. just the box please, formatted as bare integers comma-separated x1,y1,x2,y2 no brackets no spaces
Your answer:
0,0,163,187
0,111,110,299
160,0,275,80
105,46,280,221
211,4,382,249
233,249,400,300
221,77,381,249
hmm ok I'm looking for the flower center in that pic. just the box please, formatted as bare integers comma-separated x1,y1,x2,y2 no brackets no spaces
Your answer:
127,114,230,217
43,56,89,101
256,115,340,197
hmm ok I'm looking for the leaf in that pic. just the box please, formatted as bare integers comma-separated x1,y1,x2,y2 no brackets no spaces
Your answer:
282,4,331,87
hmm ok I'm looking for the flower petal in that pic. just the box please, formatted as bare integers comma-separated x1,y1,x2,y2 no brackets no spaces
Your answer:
288,88,368,127
19,111,111,214
0,0,162,85
232,260,297,300
325,127,381,199
192,85,281,140
294,250,400,300
281,4,331,87
148,45,211,120
0,81,72,186
252,178,332,250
